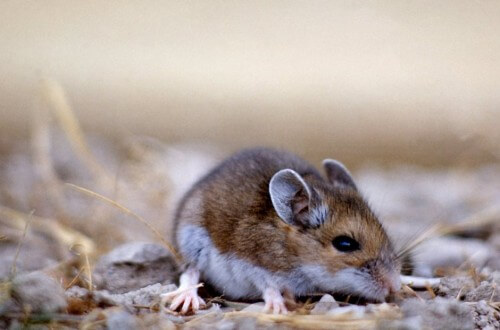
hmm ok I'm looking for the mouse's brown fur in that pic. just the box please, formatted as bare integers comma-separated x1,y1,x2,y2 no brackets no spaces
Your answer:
173,147,400,302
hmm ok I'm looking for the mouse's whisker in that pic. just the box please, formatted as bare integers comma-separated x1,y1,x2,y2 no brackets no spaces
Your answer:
395,223,442,259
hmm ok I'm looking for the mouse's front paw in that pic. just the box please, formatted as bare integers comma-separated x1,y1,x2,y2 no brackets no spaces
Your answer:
161,287,206,314
263,287,288,314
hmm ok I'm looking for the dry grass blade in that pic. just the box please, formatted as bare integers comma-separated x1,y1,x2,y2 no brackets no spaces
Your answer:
401,285,424,302
40,78,113,188
0,282,12,306
438,205,500,236
0,205,95,255
397,205,500,261
10,210,34,277
425,284,436,298
65,183,183,263
221,311,397,330
65,267,85,290
31,106,68,217
84,251,93,291
489,283,497,303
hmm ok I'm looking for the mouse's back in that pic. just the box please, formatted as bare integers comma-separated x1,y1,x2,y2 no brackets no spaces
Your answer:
196,148,322,214
173,147,320,249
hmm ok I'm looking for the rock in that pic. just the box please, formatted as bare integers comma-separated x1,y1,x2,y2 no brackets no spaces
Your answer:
96,283,177,311
0,232,62,280
437,272,499,302
327,305,367,318
141,313,177,330
106,308,139,330
466,279,499,302
66,285,91,299
401,297,473,330
310,294,339,314
379,315,424,330
471,300,500,330
9,271,67,313
93,242,177,293
437,276,475,300
65,283,177,313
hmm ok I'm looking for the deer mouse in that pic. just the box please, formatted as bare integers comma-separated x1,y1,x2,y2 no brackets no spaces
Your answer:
162,148,401,314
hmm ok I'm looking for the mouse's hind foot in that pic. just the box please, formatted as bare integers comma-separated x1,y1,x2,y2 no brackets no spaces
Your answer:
262,287,288,314
161,286,206,314
161,267,206,314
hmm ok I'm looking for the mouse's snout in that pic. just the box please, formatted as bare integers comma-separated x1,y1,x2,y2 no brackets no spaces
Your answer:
382,271,401,295
363,258,402,298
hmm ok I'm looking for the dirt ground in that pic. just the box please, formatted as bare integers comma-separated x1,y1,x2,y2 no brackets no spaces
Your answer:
0,111,499,329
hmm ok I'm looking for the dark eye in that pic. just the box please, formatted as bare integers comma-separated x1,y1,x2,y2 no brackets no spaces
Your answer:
332,235,360,252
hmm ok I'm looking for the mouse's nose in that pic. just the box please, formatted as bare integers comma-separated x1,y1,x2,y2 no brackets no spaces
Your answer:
363,258,402,297
383,272,402,295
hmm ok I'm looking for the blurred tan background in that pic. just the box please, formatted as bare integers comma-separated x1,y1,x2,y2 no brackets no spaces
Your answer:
1,0,499,167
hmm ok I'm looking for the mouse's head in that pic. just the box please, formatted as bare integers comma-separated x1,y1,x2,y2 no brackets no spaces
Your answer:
269,160,401,301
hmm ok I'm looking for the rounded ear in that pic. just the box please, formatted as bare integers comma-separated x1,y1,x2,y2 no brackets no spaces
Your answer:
322,159,357,190
269,169,311,225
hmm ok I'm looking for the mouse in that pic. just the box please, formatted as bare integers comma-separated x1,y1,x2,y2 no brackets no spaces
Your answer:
162,147,401,314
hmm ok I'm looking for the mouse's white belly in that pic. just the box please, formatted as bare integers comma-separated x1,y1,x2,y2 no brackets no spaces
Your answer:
177,224,296,299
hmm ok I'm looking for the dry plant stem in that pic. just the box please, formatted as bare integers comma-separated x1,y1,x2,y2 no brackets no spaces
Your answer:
438,205,500,235
66,183,183,263
401,285,424,302
400,275,441,288
398,205,500,261
65,267,85,290
468,266,480,286
425,284,436,298
489,283,497,303
40,78,113,189
0,205,95,255
39,79,125,243
221,311,398,329
84,252,93,291
31,105,68,220
10,210,34,277
80,319,107,330
1,313,84,324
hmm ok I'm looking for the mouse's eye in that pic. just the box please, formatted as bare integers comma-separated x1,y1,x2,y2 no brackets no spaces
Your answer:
332,235,360,252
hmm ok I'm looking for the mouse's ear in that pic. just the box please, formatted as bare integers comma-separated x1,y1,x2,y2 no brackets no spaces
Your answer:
322,159,357,190
269,169,313,226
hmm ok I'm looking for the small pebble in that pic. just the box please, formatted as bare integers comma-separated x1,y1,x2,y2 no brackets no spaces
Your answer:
310,294,339,315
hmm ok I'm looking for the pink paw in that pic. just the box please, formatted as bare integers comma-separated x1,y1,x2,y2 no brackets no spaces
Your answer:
161,288,206,314
263,287,288,314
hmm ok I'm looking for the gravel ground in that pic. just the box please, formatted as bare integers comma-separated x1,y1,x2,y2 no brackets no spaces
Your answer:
0,128,498,329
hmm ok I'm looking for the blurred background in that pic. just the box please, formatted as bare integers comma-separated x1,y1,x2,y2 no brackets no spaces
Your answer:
0,4,499,322
1,0,499,167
